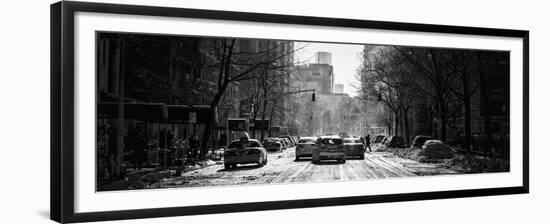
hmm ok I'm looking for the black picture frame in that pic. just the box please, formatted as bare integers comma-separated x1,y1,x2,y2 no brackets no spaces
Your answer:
50,1,529,223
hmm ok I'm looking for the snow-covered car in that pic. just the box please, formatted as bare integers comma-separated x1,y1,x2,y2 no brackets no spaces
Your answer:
262,138,283,152
224,139,267,169
280,135,296,147
280,138,290,149
291,136,299,144
295,136,318,160
343,137,366,159
411,135,432,148
420,140,456,159
374,135,385,143
312,136,346,164
385,136,407,148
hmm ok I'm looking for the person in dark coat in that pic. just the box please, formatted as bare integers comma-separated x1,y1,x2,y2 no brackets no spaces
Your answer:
365,134,372,152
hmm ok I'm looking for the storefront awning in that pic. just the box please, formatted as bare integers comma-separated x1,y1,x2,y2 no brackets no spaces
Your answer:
97,102,165,122
97,103,211,124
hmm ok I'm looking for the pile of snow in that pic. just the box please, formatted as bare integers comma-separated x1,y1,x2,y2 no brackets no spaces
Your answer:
444,155,510,172
198,159,217,166
372,143,390,152
393,140,456,162
99,160,220,191
393,147,423,160
420,140,456,160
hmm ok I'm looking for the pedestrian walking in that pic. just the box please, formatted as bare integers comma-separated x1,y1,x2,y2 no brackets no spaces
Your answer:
365,134,372,152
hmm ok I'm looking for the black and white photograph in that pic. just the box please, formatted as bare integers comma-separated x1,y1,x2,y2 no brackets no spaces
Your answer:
96,32,511,191
5,0,548,223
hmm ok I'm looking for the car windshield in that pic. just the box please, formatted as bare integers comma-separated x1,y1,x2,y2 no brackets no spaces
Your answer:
320,138,343,145
228,141,261,148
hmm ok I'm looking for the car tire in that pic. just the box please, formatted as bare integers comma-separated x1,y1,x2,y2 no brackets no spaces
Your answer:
360,155,365,160
295,156,300,161
341,159,346,164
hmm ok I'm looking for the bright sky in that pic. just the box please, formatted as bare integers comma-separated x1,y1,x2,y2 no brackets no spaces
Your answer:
294,42,364,97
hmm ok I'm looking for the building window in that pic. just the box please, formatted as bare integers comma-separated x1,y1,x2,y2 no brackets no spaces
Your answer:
312,72,320,76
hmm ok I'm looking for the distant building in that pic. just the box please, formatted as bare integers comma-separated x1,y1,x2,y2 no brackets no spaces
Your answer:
314,52,332,65
334,84,344,94
292,51,367,136
293,51,334,94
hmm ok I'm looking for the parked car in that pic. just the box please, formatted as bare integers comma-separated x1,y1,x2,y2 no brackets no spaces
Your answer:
291,136,299,145
262,138,283,152
420,140,456,159
343,137,366,159
374,135,386,143
385,136,407,148
280,135,296,147
224,138,267,169
312,136,346,164
411,135,432,148
280,138,290,149
295,137,318,160
380,136,389,144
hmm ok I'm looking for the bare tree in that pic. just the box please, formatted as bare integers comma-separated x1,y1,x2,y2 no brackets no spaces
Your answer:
357,45,420,142
392,47,458,142
199,39,296,156
443,50,479,152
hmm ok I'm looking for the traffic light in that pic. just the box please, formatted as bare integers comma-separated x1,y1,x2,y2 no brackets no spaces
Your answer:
312,92,315,102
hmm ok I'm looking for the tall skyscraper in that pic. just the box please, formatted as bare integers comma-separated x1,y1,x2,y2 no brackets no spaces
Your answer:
314,52,332,65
